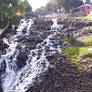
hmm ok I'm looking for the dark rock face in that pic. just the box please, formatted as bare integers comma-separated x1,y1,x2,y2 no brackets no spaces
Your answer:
57,17,92,39
0,83,3,92
26,53,92,92
25,17,92,92
0,39,9,50
16,51,28,69
0,60,6,74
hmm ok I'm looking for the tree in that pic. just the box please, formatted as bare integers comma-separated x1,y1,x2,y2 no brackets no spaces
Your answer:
26,1,32,12
0,0,27,26
55,0,83,12
63,0,83,12
35,0,58,14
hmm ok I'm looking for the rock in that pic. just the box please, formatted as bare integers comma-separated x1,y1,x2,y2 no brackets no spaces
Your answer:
0,39,9,50
16,51,28,69
62,41,70,47
0,60,6,74
33,17,53,30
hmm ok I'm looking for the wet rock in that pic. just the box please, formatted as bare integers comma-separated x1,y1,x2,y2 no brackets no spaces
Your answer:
62,41,70,47
0,39,9,50
0,60,6,74
46,55,55,61
33,17,53,30
16,51,28,69
0,82,3,92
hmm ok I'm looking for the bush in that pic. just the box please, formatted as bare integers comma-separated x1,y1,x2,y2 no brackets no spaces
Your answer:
10,15,21,25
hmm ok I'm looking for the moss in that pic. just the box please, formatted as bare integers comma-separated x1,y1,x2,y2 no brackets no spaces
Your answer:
0,28,2,34
62,47,79,62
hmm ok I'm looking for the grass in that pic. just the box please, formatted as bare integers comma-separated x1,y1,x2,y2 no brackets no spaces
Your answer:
89,27,92,30
79,15,92,21
62,36,92,68
0,28,2,34
76,36,92,46
62,46,80,67
62,38,75,44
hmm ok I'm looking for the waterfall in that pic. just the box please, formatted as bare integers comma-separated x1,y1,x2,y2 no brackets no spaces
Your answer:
0,18,61,92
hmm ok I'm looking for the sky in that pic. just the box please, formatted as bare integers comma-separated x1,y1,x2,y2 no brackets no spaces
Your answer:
27,0,49,11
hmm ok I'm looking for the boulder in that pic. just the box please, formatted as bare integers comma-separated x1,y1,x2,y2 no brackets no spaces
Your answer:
0,39,9,50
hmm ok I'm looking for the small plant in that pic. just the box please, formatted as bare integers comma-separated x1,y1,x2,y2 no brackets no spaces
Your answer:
0,28,2,34
62,38,75,44
62,47,80,67
89,27,92,30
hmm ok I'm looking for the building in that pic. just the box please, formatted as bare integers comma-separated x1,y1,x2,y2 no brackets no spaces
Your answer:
72,4,92,16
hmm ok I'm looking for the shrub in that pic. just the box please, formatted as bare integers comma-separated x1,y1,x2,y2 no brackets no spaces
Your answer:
10,15,20,25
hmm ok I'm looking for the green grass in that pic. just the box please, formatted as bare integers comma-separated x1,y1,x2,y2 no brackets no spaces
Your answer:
62,46,80,67
79,16,92,21
62,36,92,67
76,36,92,46
0,28,2,34
89,27,92,30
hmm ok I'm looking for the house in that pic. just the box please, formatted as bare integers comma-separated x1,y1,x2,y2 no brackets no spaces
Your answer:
72,4,92,16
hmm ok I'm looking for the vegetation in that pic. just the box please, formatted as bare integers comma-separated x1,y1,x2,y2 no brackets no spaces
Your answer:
62,36,92,67
62,38,75,44
56,0,83,12
80,16,92,21
36,0,83,14
0,0,28,28
0,29,2,34
77,36,92,46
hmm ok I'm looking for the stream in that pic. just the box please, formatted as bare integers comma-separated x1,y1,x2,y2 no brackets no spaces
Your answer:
0,18,61,92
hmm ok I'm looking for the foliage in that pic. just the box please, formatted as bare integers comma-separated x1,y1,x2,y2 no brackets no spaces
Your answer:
89,27,92,30
55,0,83,12
80,16,92,21
62,47,80,67
26,1,32,12
77,36,92,46
35,0,58,14
0,28,2,34
36,0,83,14
0,0,27,25
10,15,21,25
62,36,92,67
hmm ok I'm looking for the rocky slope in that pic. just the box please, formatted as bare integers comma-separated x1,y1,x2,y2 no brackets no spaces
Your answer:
0,17,92,92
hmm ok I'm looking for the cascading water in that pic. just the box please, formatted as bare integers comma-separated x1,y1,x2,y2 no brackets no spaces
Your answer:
0,18,61,92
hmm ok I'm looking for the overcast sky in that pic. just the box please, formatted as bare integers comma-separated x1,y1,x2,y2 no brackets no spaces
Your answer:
27,0,49,11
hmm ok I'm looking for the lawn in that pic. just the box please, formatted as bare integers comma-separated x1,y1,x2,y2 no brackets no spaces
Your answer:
79,15,92,21
0,28,2,34
76,36,92,46
62,36,92,67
